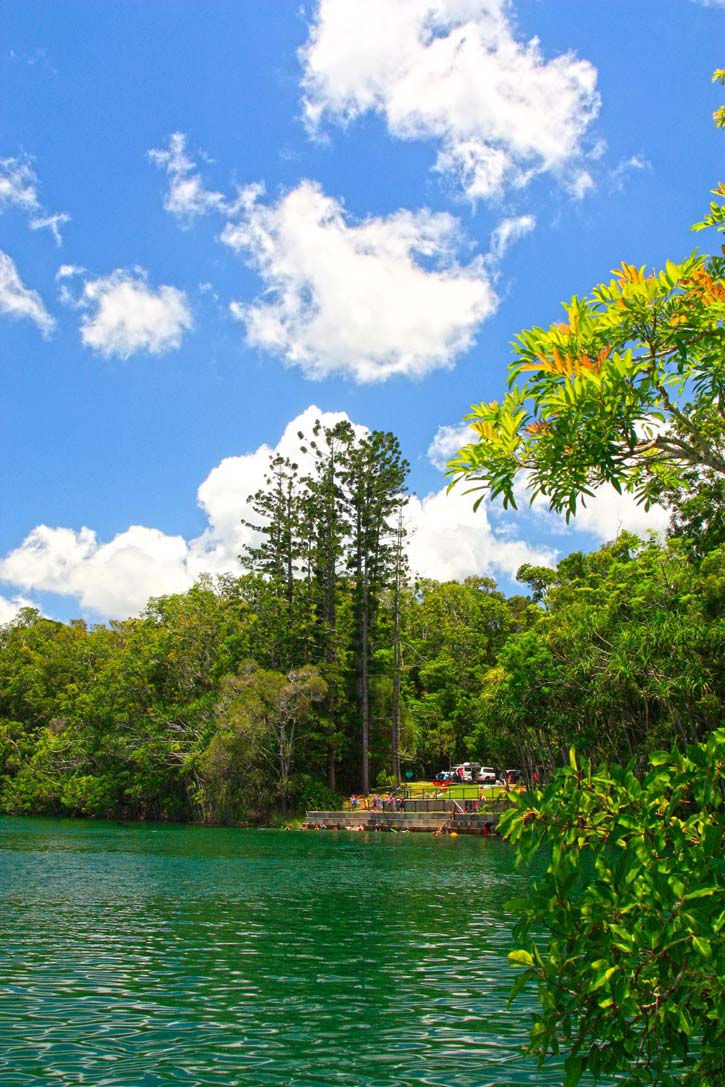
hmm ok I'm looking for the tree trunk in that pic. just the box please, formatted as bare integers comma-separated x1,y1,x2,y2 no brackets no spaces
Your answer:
391,514,404,785
360,563,370,796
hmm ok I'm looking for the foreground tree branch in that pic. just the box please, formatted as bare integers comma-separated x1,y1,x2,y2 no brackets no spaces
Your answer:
447,185,725,518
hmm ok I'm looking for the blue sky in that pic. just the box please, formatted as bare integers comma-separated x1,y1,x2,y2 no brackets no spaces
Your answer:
1,0,723,622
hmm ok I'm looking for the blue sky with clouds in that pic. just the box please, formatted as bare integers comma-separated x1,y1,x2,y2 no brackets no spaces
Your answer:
1,0,723,622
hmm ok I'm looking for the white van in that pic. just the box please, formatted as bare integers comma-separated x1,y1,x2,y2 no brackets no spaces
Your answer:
450,762,497,784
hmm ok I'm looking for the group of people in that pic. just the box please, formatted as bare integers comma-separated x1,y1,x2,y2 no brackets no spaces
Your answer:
348,793,404,811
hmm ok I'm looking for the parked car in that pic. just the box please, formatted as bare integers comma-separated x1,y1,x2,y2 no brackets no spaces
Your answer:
433,763,498,785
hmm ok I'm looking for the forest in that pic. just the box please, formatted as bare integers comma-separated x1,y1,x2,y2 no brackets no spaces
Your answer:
0,421,722,825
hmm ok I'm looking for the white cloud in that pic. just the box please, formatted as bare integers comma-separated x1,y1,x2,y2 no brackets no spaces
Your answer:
0,249,55,335
609,154,651,193
1,405,670,621
29,212,70,247
432,415,670,542
494,472,670,542
0,406,550,619
222,179,496,382
489,213,536,259
55,264,86,307
188,405,362,576
148,132,227,224
0,593,36,625
301,0,601,200
56,263,85,280
0,157,40,213
427,421,475,470
563,486,669,542
0,525,193,620
79,269,193,358
0,155,68,243
567,170,595,201
0,408,360,619
406,485,556,582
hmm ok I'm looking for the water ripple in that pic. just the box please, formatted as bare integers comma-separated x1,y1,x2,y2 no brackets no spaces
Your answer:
0,818,566,1087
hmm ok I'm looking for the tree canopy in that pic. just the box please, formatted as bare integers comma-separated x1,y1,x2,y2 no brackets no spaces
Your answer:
447,186,725,518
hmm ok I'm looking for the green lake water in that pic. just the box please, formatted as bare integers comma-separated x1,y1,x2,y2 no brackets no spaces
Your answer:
0,817,562,1087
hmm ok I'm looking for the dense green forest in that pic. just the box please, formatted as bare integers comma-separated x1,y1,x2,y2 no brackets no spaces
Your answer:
0,417,528,822
1,441,721,824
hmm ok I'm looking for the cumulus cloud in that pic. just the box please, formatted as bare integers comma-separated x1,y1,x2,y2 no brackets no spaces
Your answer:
406,485,556,582
222,180,496,381
301,0,601,200
0,406,563,619
488,471,669,544
0,408,360,619
187,405,362,577
0,249,55,335
0,526,193,620
431,417,670,543
78,269,193,358
1,404,671,621
148,132,227,224
559,486,669,542
0,155,68,244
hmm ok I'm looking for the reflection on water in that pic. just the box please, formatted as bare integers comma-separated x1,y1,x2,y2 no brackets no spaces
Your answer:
0,818,560,1086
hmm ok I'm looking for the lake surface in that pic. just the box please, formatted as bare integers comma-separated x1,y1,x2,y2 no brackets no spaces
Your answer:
0,817,562,1087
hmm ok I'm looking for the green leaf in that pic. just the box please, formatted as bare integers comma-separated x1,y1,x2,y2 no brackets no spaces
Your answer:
508,949,535,967
590,965,618,991
564,1053,583,1087
692,935,713,959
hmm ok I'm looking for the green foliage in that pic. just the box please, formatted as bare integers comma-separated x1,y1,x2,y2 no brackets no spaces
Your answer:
479,535,725,772
191,662,327,822
516,563,558,606
289,776,340,814
500,731,725,1086
1,408,722,823
664,468,725,560
403,577,521,770
375,768,396,789
239,419,409,792
447,190,725,519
